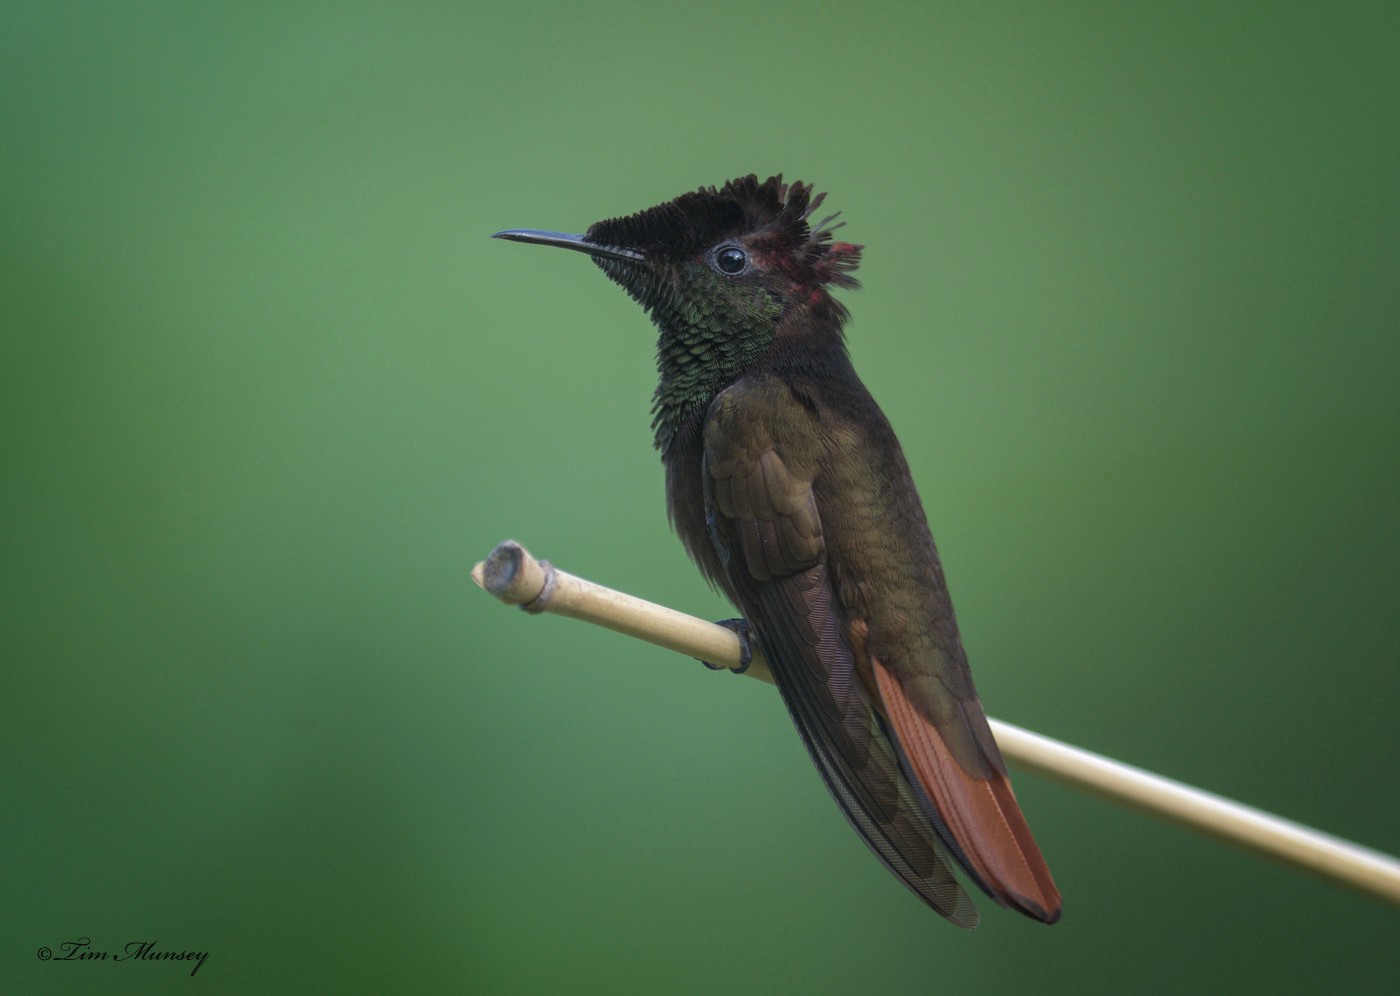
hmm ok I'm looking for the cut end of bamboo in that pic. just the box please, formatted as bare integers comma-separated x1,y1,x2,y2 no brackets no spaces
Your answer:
477,539,548,605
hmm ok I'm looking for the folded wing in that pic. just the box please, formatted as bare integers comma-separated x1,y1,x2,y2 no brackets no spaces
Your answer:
702,379,1060,925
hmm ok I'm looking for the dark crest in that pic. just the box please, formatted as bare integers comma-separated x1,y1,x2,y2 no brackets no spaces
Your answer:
586,174,863,289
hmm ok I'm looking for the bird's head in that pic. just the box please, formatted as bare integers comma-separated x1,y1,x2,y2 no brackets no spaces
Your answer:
494,174,863,448
495,174,861,337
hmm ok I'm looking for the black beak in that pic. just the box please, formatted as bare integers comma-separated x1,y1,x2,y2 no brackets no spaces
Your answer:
491,229,645,263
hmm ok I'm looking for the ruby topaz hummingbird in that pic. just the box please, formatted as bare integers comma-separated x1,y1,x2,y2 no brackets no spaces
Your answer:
493,175,1061,927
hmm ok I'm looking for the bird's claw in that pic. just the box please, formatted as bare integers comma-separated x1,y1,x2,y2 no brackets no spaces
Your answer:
700,618,752,674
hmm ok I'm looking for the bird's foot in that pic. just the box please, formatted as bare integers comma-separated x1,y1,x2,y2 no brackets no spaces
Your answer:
700,618,752,675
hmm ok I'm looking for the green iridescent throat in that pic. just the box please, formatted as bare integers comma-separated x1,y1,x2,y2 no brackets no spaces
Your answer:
648,270,782,452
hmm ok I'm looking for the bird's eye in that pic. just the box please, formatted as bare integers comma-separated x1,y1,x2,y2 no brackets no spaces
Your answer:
713,245,748,275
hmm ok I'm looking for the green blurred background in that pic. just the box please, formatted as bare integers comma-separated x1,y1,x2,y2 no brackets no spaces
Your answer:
4,2,1397,993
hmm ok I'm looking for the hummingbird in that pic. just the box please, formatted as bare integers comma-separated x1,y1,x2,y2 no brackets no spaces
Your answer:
493,175,1061,927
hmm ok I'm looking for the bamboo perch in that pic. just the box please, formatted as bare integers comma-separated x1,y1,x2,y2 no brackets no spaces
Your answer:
470,538,1400,910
